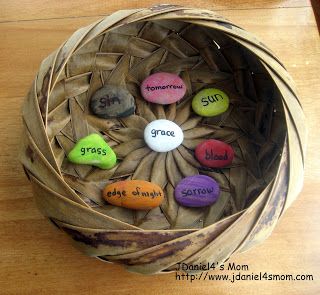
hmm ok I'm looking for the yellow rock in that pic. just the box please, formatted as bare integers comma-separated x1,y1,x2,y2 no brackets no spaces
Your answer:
192,88,229,117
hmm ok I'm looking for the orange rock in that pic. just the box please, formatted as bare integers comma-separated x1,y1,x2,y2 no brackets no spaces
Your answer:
102,180,164,210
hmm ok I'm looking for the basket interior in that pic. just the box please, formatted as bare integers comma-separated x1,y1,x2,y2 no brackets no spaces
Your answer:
47,19,287,230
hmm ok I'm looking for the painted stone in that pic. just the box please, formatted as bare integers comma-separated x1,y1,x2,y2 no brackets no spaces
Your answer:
67,134,117,169
90,85,135,118
192,88,229,117
144,119,184,152
103,180,164,210
195,139,234,168
140,72,186,105
174,175,220,207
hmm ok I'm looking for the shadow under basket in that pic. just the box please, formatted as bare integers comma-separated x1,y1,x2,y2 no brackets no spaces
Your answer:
20,5,307,274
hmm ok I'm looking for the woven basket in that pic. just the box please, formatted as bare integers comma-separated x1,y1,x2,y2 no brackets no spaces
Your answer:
20,5,307,275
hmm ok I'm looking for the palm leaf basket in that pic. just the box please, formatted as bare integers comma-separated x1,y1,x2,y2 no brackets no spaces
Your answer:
20,5,306,275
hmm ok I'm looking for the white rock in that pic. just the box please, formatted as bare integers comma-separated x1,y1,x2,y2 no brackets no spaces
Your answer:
144,119,184,152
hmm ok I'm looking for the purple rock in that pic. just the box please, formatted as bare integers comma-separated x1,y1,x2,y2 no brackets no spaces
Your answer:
174,175,220,207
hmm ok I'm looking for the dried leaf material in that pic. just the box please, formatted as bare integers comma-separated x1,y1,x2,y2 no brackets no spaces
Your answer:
203,125,243,143
56,134,75,154
162,33,199,58
21,129,83,204
180,116,202,131
69,98,89,141
65,72,91,98
237,137,262,179
180,71,193,97
165,102,176,121
203,191,231,226
230,166,248,210
74,163,93,180
60,159,78,178
111,218,240,274
245,178,267,208
132,152,158,181
174,98,192,126
94,205,134,226
139,21,170,44
128,37,160,58
189,70,232,84
75,34,104,55
58,222,195,257
253,73,276,102
254,101,274,139
120,115,149,130
86,115,120,132
47,100,70,141
231,107,266,145
182,138,203,150
75,92,88,112
258,141,281,174
161,183,179,225
105,55,130,86
48,81,68,114
263,64,306,157
128,48,166,83
203,103,232,127
50,139,65,168
133,210,150,228
87,71,103,104
150,153,167,188
234,69,258,101
153,56,200,73
172,149,198,177
85,165,118,182
31,175,138,230
230,36,296,94
222,45,248,70
165,151,183,186
135,98,157,122
64,175,105,206
180,24,210,49
183,196,266,269
107,128,143,143
173,206,204,229
137,207,171,230
113,139,146,159
151,104,166,119
239,145,289,252
101,33,130,53
36,50,56,106
177,145,201,168
23,82,60,172
183,127,215,139
20,5,305,275
201,170,230,191
200,45,232,72
95,54,121,73
114,147,151,177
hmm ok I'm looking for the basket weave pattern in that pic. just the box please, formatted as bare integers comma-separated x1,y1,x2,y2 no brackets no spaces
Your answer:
20,5,306,274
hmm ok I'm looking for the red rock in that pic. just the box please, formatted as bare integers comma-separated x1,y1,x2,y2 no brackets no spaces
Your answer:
195,139,234,168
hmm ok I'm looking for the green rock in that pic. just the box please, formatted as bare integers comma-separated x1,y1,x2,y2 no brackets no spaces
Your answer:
67,134,117,169
192,88,229,117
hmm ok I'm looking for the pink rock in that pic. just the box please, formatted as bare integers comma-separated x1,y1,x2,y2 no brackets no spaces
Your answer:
140,72,186,105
